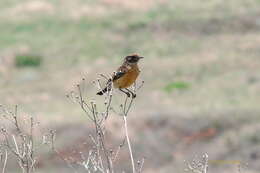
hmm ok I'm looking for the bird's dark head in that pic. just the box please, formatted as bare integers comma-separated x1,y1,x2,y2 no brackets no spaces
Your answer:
124,54,144,64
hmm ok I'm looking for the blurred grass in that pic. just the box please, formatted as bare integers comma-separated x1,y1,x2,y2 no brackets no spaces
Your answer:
15,54,42,67
1,0,259,64
0,0,259,108
164,81,190,93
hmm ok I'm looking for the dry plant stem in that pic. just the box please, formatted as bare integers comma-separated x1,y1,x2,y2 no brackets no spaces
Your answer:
2,133,21,160
92,104,107,169
77,85,94,121
0,106,36,173
137,158,145,173
96,76,113,121
104,94,112,121
123,115,135,173
185,154,209,173
29,117,35,172
91,102,113,173
77,81,114,172
203,154,208,173
70,78,143,173
122,96,136,173
112,138,126,162
2,150,7,173
14,105,21,134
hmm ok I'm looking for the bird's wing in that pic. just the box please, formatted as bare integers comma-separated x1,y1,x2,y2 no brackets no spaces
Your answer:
112,66,128,81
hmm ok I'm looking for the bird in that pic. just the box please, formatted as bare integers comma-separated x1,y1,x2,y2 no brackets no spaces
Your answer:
97,54,144,98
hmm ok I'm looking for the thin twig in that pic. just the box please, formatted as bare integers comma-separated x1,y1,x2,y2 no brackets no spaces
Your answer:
202,153,208,173
137,157,145,173
2,150,7,173
29,117,35,172
77,85,94,121
13,105,22,134
112,137,126,162
123,115,135,173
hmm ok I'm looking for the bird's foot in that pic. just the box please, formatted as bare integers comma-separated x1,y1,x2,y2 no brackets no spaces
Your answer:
126,92,131,97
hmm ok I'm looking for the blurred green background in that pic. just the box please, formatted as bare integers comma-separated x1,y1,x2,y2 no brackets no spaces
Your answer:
1,0,260,172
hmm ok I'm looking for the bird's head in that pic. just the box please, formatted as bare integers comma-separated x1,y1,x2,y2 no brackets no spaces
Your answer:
124,54,144,64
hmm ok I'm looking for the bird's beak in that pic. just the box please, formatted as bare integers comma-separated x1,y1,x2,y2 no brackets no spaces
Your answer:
139,56,144,59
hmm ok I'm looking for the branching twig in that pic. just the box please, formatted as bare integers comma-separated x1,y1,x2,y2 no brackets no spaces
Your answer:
65,75,144,173
137,157,145,173
0,106,39,173
185,153,209,173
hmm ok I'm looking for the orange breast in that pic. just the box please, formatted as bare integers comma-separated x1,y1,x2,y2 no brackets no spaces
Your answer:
113,67,140,89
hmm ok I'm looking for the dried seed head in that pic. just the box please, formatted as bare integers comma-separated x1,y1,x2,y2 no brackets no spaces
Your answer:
1,127,6,133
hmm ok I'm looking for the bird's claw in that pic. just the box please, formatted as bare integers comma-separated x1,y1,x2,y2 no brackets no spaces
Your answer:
126,92,131,97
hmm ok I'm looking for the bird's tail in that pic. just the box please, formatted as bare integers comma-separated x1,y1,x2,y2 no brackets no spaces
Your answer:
97,79,112,96
96,87,108,95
